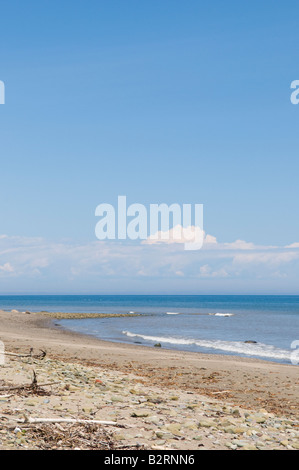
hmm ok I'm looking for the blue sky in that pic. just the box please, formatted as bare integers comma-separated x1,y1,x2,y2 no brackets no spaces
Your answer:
0,1,299,294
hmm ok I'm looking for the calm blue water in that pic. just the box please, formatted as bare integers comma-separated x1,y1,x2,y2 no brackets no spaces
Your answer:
1,295,299,364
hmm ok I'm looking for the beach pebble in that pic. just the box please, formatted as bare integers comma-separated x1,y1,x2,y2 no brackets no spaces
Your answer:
232,439,250,448
155,431,173,439
280,440,289,447
198,418,215,428
131,411,150,418
165,424,182,436
0,352,298,451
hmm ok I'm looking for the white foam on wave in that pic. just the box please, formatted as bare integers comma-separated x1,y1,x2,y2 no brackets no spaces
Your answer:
209,313,235,317
122,331,292,361
166,312,235,316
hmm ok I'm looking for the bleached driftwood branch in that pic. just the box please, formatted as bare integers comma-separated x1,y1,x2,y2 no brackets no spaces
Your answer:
17,417,118,426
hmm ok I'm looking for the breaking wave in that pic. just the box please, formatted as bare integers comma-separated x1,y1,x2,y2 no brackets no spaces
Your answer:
209,313,235,317
122,331,292,361
165,312,235,316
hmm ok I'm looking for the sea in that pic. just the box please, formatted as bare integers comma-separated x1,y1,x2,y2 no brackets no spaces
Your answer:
1,295,299,365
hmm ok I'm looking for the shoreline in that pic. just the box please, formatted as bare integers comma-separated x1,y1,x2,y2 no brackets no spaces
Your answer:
0,309,298,419
57,319,293,368
1,309,299,449
6,310,141,319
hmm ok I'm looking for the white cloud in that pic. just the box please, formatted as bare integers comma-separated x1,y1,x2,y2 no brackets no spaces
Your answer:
232,251,299,266
1,232,299,292
175,270,184,277
223,239,256,250
285,242,299,249
204,234,218,245
0,262,14,273
143,225,205,245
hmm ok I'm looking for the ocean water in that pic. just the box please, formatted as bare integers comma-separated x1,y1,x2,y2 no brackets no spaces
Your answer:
1,295,299,365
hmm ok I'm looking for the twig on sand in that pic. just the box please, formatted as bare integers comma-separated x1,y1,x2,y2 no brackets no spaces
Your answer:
0,382,59,392
0,370,59,393
0,349,47,360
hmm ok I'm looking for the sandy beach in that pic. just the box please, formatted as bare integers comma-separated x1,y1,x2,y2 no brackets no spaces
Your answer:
0,309,299,450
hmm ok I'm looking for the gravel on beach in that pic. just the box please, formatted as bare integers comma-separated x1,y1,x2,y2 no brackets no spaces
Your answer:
0,354,298,451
